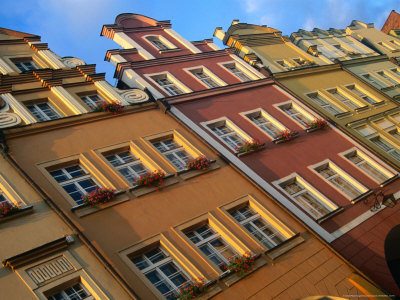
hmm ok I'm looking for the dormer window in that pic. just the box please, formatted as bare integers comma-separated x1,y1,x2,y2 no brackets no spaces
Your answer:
144,35,178,51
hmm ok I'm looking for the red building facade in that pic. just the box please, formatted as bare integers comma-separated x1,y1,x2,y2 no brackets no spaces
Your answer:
103,14,400,296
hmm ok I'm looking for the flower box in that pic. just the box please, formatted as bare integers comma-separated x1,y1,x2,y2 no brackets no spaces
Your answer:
93,101,123,114
235,139,264,154
306,119,328,132
186,156,212,171
134,170,165,191
223,252,255,277
0,202,20,218
82,187,116,206
273,130,298,144
170,279,207,300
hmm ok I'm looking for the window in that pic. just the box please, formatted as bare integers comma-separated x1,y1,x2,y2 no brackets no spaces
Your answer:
26,102,60,122
0,189,11,205
362,74,385,88
245,110,283,138
370,136,400,161
276,60,292,69
279,178,335,219
315,163,364,199
391,68,400,77
345,85,377,104
206,120,246,150
106,151,149,184
189,68,220,88
279,103,311,127
222,63,251,82
327,88,361,109
145,36,170,51
14,60,38,72
230,205,286,249
378,41,396,51
50,165,99,205
80,95,104,109
153,139,192,171
47,282,93,300
131,247,189,299
186,224,236,271
150,74,184,96
344,150,389,183
307,92,343,115
377,71,399,86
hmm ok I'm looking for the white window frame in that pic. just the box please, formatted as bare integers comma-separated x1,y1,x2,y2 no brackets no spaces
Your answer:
26,102,61,122
152,138,192,171
47,282,94,300
131,246,190,299
202,117,252,151
14,60,39,72
143,34,178,51
326,87,362,110
218,61,255,82
306,91,344,116
273,173,338,220
183,65,226,89
310,160,368,201
339,148,394,184
275,101,315,129
240,108,286,139
49,165,100,206
145,71,192,96
80,94,105,109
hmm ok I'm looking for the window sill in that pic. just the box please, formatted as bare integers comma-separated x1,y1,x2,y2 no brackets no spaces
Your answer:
273,132,299,144
179,161,220,180
351,189,375,204
380,174,400,187
334,111,353,119
196,281,222,300
221,254,267,287
71,190,130,218
372,101,387,107
0,205,33,224
265,233,305,260
381,84,400,92
305,126,328,133
236,144,266,157
316,207,345,224
355,105,370,113
130,174,179,197
159,48,181,54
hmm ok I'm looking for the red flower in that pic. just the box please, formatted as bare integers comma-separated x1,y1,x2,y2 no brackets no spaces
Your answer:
186,156,211,171
93,101,124,114
135,171,165,190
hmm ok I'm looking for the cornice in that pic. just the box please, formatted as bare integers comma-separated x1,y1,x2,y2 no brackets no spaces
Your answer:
339,54,390,67
163,77,274,105
105,48,139,62
0,73,38,86
101,23,172,40
3,101,157,139
30,43,49,52
272,64,342,79
115,49,235,78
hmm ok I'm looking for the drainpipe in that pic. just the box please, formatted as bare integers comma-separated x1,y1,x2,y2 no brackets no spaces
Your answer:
0,130,140,300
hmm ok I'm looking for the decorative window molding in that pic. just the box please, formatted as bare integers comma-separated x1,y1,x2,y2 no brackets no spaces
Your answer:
0,174,26,207
119,234,205,299
376,70,400,86
240,108,286,139
201,117,252,151
183,66,226,89
94,141,164,188
39,154,117,206
326,87,363,110
143,34,179,51
339,148,394,184
79,94,105,109
173,213,251,275
218,61,254,82
344,84,379,105
361,73,386,89
145,71,192,96
219,195,295,251
275,101,314,128
306,91,344,116
143,130,204,172
273,173,339,220
10,57,39,72
26,101,61,122
310,160,368,201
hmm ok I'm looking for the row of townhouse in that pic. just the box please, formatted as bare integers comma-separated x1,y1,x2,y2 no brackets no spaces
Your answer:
1,10,400,300
101,12,400,297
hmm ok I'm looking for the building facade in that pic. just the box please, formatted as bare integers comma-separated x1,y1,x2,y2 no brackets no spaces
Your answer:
101,13,396,298
0,28,136,299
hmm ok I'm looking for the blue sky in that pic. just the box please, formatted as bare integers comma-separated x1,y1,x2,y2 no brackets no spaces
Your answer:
1,0,399,83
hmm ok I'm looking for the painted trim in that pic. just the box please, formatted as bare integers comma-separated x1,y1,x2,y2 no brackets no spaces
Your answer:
113,32,155,60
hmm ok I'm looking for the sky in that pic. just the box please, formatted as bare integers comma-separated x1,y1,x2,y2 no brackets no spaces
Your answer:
1,0,399,84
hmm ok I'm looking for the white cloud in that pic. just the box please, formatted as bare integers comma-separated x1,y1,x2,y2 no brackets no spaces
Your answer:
302,17,317,31
244,0,266,13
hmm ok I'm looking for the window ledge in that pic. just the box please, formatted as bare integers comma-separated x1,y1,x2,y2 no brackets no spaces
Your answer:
222,254,267,287
381,84,400,92
179,161,220,180
372,101,387,107
0,205,33,224
305,126,329,133
273,132,299,144
196,281,222,300
380,174,400,187
71,190,130,218
236,144,266,157
131,175,179,198
334,111,353,119
355,106,370,113
316,207,345,224
265,233,305,260
159,48,181,54
351,189,375,204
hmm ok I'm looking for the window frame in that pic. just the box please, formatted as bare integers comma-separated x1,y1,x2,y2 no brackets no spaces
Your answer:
376,70,400,86
183,65,226,89
361,73,386,89
309,160,368,201
274,173,339,220
11,57,39,72
26,101,61,122
240,108,286,139
305,91,345,116
201,117,253,151
344,84,379,105
79,94,106,109
275,101,315,129
145,71,192,96
0,174,26,208
218,61,256,82
325,87,363,110
142,34,179,51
